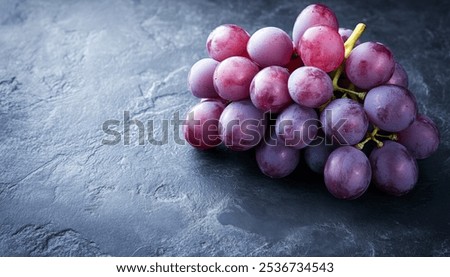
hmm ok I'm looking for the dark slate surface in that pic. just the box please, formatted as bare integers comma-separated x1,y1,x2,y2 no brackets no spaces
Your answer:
1,0,449,257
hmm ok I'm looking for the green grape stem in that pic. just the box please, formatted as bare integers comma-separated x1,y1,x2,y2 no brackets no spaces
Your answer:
356,126,398,149
344,23,366,58
375,133,398,141
332,23,367,101
357,126,383,149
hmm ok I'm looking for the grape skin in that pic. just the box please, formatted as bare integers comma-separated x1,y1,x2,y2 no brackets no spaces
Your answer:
364,85,417,132
370,141,418,196
206,24,250,62
218,100,265,151
182,4,440,199
213,56,259,101
247,27,293,67
304,138,335,174
250,66,292,113
299,25,344,73
184,100,226,150
324,146,372,200
397,114,440,159
292,3,339,48
386,62,409,88
288,66,333,108
345,42,395,90
275,103,319,149
338,28,360,45
256,139,300,178
188,58,220,99
320,98,369,145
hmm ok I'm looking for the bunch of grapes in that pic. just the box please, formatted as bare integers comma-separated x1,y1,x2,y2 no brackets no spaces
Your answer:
184,3,440,200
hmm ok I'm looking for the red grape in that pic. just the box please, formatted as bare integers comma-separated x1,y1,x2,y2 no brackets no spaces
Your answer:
299,25,344,73
292,4,339,48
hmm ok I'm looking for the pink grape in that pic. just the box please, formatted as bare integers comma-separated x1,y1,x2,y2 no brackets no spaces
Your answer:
247,27,293,67
288,66,333,108
213,56,259,101
188,58,220,99
292,3,339,48
299,25,345,73
183,2,441,197
206,24,250,62
184,100,226,150
218,100,265,151
250,66,292,113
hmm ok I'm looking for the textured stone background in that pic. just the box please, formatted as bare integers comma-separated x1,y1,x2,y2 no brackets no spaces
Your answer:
0,0,449,256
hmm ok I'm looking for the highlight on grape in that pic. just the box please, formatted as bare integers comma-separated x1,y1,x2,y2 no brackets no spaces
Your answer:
185,3,440,200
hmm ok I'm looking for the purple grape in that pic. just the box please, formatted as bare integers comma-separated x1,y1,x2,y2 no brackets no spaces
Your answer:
247,27,293,67
250,66,292,113
386,62,409,88
206,24,250,62
184,100,226,150
345,42,395,89
292,4,339,48
288,66,333,108
324,146,372,200
201,98,229,105
299,25,345,73
370,141,418,196
304,138,335,174
320,98,369,145
364,85,417,132
213,56,259,101
188,58,220,99
275,103,319,149
218,100,265,151
397,114,440,159
338,28,360,45
256,139,300,178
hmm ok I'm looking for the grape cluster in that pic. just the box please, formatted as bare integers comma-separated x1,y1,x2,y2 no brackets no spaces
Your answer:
184,3,440,200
